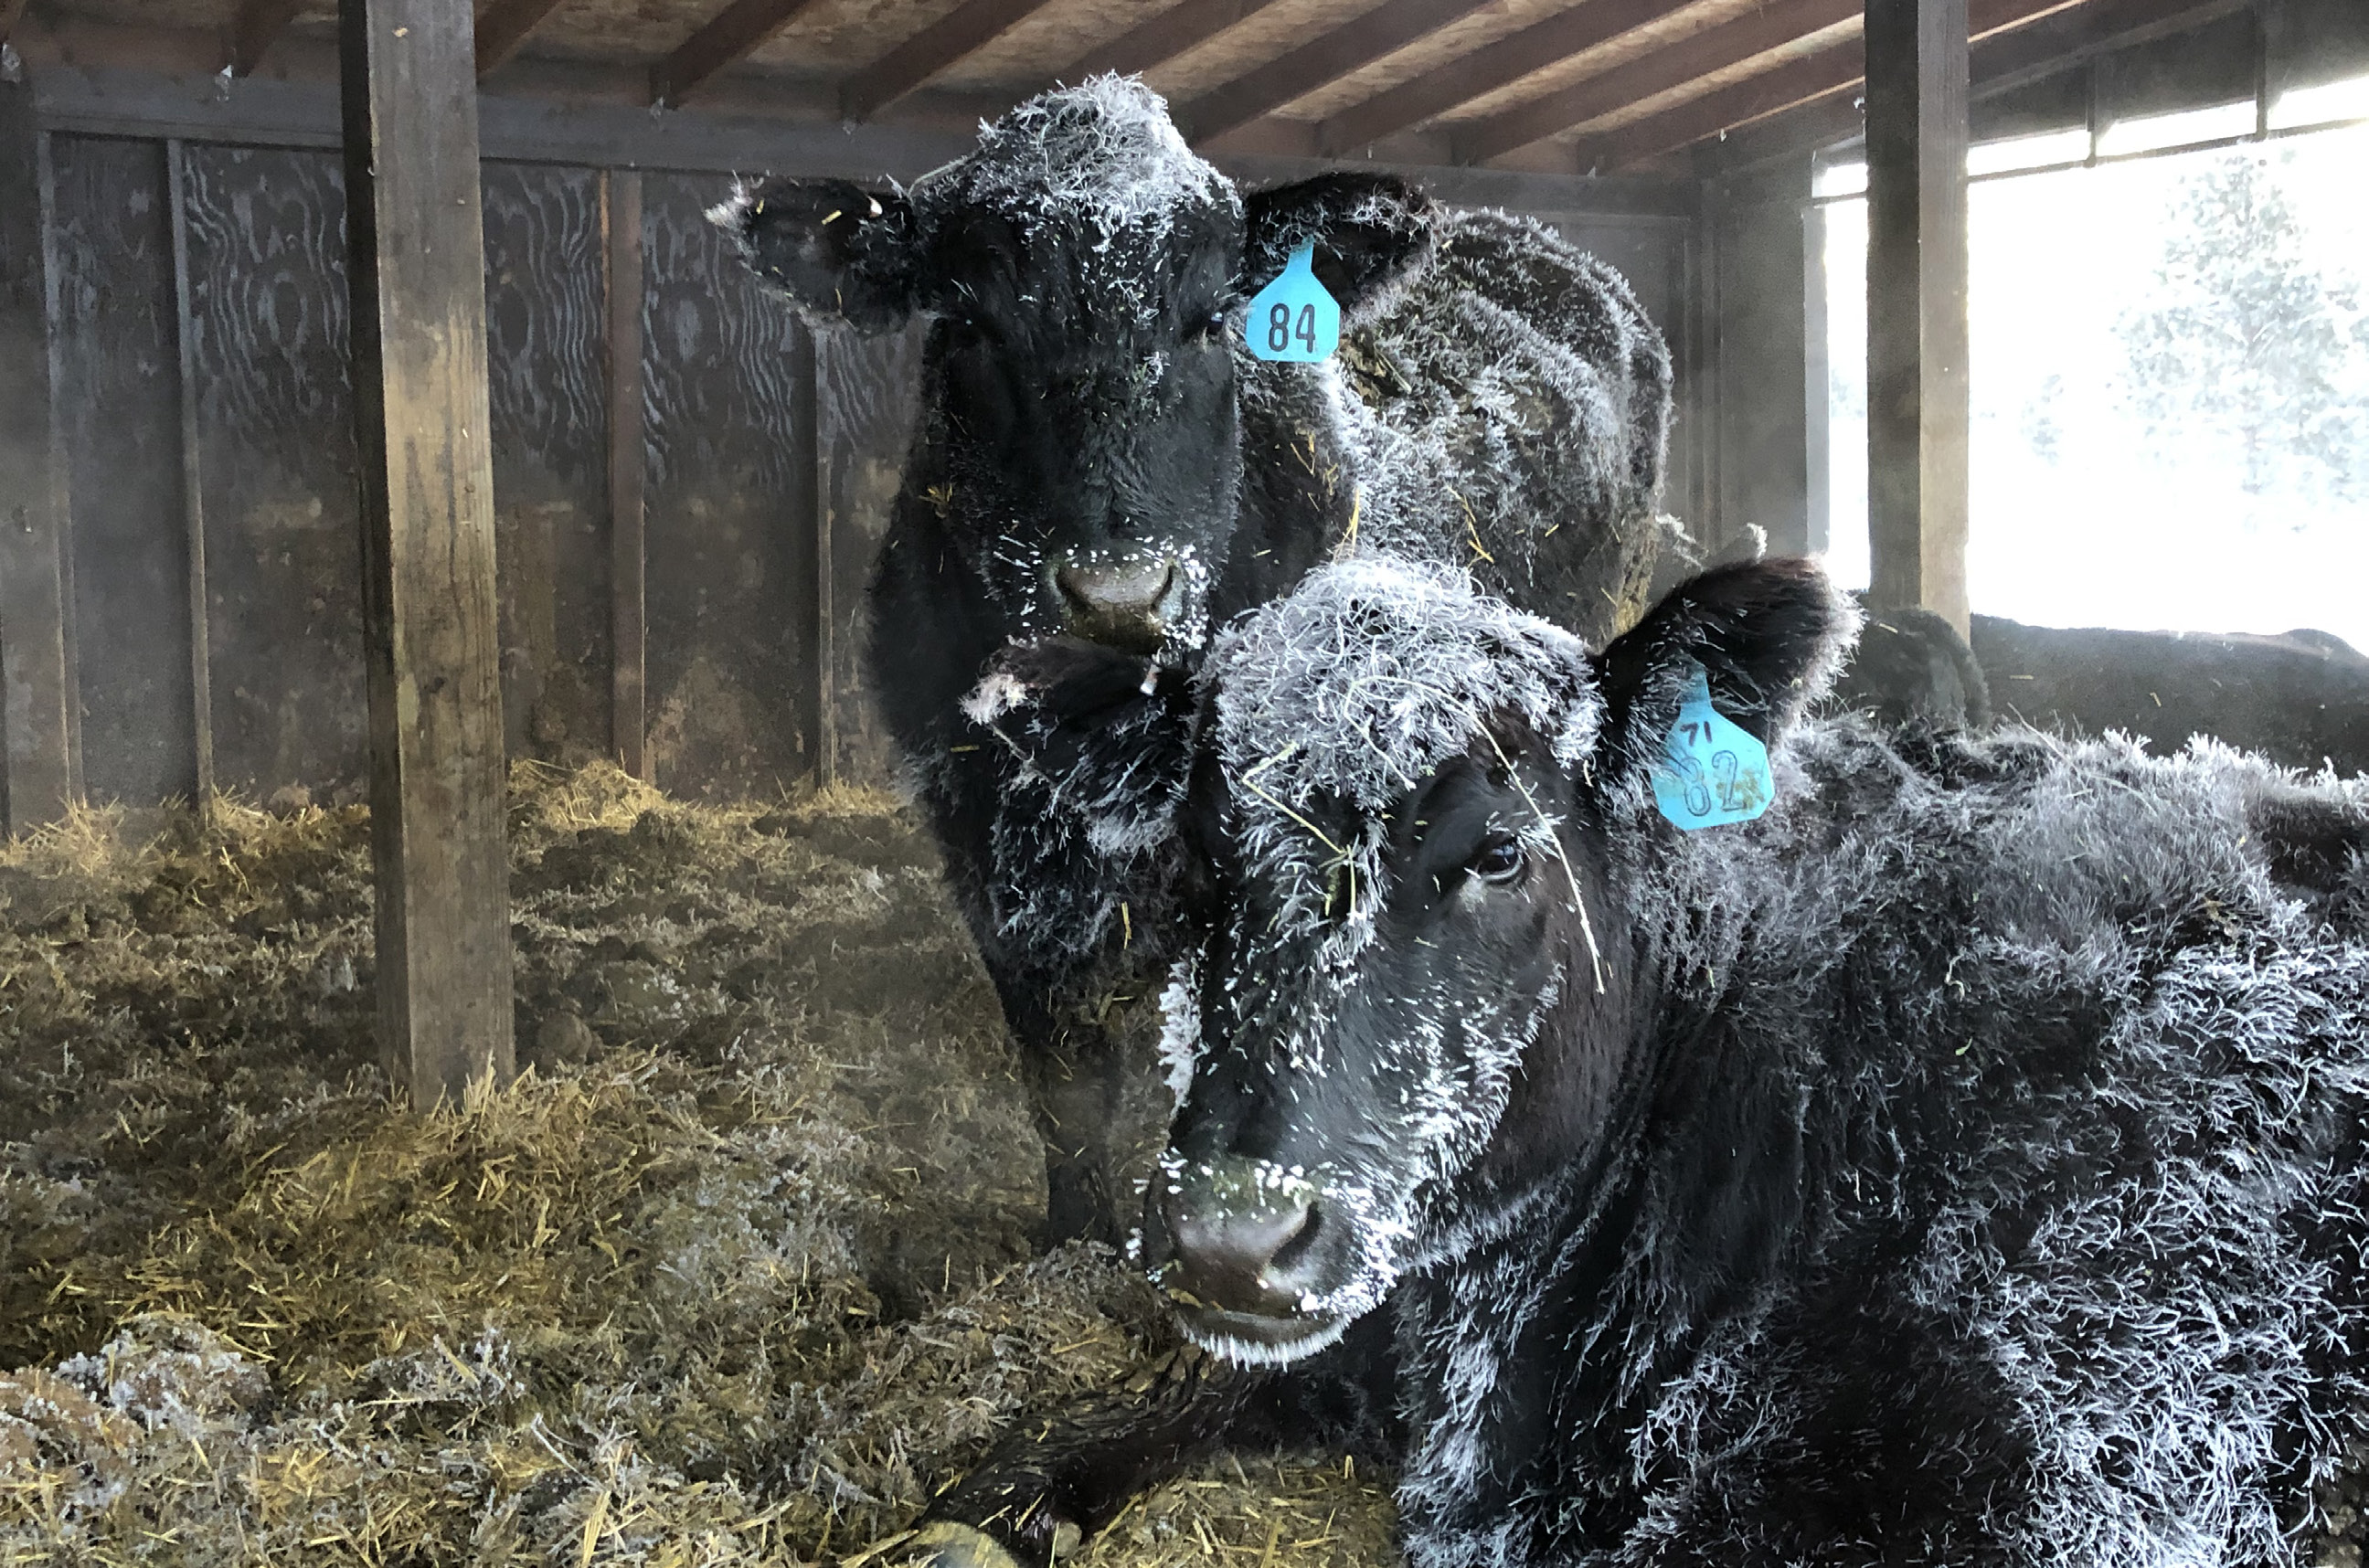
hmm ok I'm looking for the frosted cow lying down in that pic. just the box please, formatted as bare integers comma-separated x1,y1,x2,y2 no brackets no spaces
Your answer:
908,556,2369,1568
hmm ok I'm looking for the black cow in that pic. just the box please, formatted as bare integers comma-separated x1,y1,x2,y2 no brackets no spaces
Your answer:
903,555,2369,1567
717,77,1673,1243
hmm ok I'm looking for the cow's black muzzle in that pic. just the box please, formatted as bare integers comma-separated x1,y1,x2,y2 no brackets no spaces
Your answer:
1048,549,1186,654
1142,1155,1355,1358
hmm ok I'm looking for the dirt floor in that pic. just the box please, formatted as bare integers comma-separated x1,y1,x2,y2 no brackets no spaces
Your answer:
0,765,1397,1567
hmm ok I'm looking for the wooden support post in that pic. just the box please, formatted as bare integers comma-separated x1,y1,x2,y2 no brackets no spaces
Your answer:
1864,0,1971,637
1802,197,1832,556
602,169,647,784
0,83,76,837
810,334,835,791
165,139,217,808
340,0,515,1105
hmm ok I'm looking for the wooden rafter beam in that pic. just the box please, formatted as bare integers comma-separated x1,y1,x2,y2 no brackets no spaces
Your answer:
1954,0,2239,99
650,0,830,107
0,0,30,48
1318,0,1682,155
228,0,305,75
1459,0,1858,164
474,0,571,75
842,0,1061,122
1567,42,1861,167
1566,0,2082,169
1063,0,1288,81
1180,0,1500,145
1707,0,2244,167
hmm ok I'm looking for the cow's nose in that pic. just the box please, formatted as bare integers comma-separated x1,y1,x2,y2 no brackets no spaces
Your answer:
1052,555,1177,652
1160,1189,1322,1318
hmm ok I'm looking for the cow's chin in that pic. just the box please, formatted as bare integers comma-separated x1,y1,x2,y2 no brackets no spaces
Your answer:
1173,1302,1355,1367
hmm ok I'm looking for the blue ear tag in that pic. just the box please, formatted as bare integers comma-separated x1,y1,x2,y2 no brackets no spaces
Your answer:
1652,665,1775,831
1244,243,1340,363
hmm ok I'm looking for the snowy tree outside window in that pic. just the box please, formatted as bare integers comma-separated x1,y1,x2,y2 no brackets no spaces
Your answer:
1821,111,2369,651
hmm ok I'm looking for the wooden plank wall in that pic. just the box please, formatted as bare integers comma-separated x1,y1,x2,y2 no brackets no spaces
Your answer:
480,162,611,773
13,126,1701,813
814,324,926,790
48,136,195,808
179,144,368,801
24,132,835,812
0,85,77,836
638,173,821,798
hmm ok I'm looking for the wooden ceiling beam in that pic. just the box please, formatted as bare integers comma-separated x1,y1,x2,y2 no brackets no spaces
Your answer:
1318,0,1683,155
842,0,1063,121
228,0,304,75
1706,0,2238,170
1062,0,1287,79
1457,0,1860,164
1566,40,1851,169
473,0,571,75
649,0,830,106
1566,0,2086,169
0,0,30,48
1179,0,1500,145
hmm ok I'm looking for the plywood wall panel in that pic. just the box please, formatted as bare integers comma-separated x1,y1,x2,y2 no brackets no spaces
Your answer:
815,322,924,789
177,143,369,802
637,173,818,800
48,133,197,807
481,160,613,768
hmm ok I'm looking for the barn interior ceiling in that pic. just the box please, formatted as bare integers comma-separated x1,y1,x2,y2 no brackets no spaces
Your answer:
5,0,2332,177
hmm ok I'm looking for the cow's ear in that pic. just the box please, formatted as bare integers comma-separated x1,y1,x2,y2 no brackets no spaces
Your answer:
1591,557,1860,775
1241,172,1436,323
710,177,919,334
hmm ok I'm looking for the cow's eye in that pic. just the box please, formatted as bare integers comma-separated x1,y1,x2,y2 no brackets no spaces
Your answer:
1471,836,1525,886
1188,309,1227,343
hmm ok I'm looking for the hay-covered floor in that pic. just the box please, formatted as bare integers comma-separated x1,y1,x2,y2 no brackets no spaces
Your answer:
0,766,1397,1567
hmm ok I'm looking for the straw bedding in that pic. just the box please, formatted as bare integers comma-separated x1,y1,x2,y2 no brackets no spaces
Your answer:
0,765,1395,1566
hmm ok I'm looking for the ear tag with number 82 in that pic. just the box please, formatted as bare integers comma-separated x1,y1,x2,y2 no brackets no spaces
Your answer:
1652,665,1774,831
1244,243,1339,363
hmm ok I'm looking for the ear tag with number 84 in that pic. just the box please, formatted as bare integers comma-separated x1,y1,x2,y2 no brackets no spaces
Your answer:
1652,665,1775,831
1244,243,1340,363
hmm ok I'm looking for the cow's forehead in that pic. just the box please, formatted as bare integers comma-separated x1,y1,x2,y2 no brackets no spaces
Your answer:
914,75,1238,241
1207,556,1601,816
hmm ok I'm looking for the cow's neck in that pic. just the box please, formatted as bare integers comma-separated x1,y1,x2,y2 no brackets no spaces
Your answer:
1393,986,1814,1559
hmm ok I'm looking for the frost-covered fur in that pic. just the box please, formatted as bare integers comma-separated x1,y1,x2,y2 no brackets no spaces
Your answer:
716,79,1673,1244
1137,556,2369,1566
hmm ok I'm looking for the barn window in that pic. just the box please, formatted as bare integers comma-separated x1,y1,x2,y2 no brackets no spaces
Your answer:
1817,84,2369,652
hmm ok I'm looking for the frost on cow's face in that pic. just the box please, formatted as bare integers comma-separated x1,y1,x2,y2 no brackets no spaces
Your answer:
1141,556,1856,1363
714,76,1436,656
1140,559,1610,1361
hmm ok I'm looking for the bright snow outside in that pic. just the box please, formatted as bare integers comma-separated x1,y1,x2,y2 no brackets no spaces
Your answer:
1821,96,2369,652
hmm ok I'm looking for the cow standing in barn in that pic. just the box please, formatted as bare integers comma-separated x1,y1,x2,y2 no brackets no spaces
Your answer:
902,554,2369,1568
717,76,1674,1244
